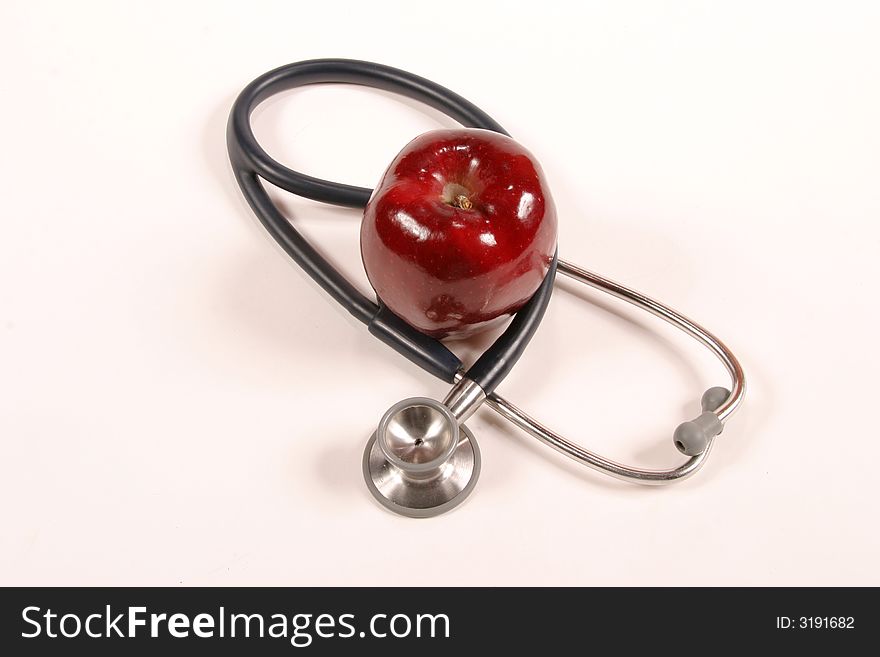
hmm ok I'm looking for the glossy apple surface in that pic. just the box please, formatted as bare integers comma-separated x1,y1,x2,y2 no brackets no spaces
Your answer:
360,128,557,339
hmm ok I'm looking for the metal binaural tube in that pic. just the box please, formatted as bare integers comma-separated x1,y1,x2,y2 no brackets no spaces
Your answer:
556,260,745,423
476,258,746,485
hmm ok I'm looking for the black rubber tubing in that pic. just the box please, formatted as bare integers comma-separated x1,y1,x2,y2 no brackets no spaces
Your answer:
227,58,557,394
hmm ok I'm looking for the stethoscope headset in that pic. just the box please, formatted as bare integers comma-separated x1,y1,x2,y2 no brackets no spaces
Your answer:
227,59,745,517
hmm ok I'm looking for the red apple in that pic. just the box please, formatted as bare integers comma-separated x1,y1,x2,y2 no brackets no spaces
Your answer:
360,128,558,339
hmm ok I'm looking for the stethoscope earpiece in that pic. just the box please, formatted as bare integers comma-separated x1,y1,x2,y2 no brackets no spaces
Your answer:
673,386,731,456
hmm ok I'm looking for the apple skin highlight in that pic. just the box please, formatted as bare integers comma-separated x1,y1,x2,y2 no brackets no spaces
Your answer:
361,129,558,339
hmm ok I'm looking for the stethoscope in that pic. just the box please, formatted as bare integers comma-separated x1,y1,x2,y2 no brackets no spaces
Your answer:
227,59,746,517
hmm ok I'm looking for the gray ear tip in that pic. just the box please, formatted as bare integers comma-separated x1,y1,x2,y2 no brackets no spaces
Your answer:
674,421,708,456
701,386,731,412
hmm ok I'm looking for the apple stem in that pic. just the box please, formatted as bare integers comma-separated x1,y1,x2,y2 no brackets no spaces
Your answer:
453,194,473,210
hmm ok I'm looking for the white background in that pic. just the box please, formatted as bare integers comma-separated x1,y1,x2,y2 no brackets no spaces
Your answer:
1,1,878,586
